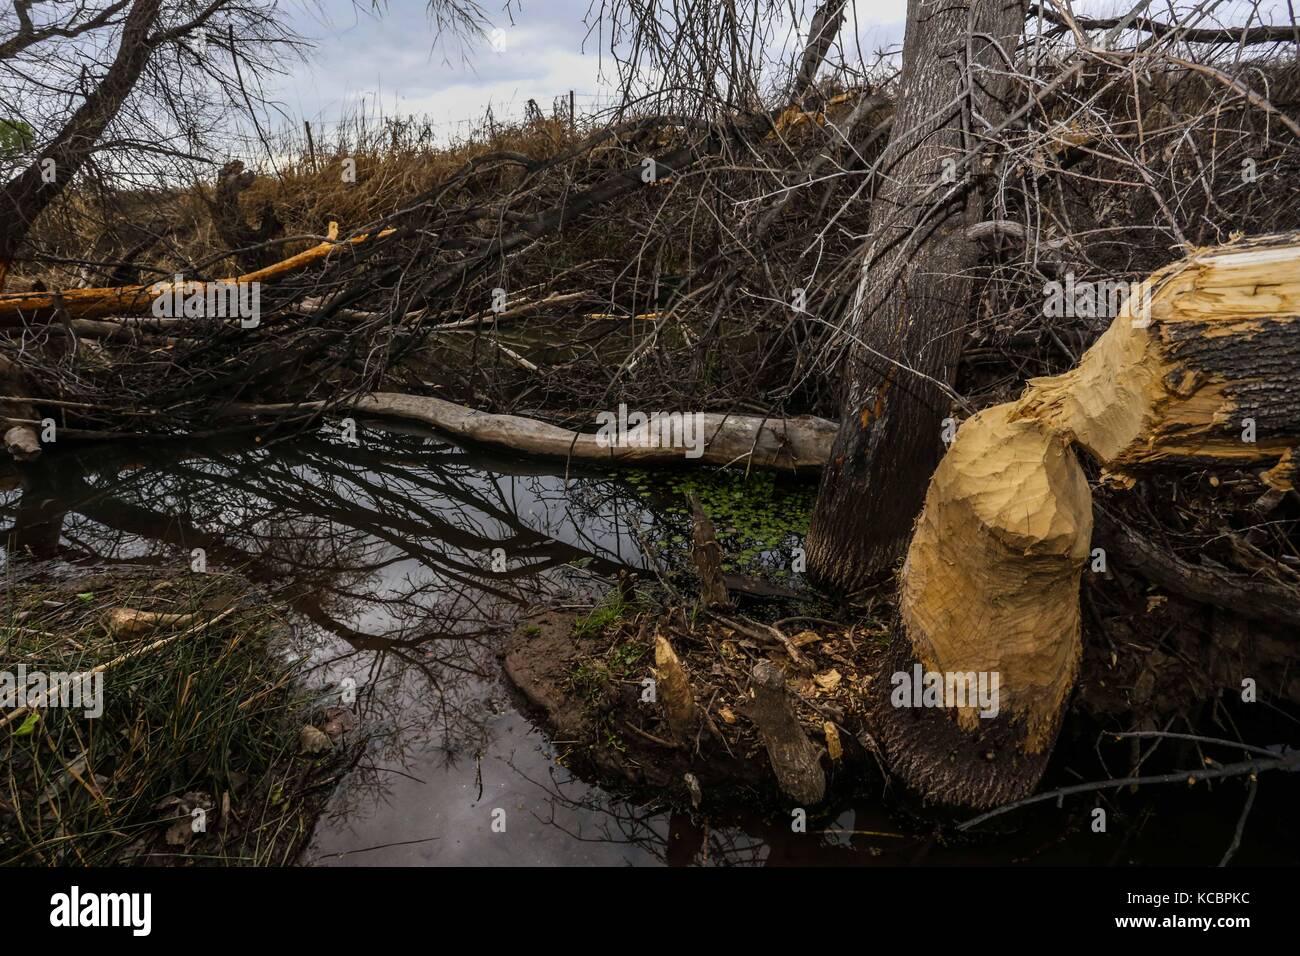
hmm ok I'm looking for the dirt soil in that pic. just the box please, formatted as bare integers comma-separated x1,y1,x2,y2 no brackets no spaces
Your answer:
502,601,891,810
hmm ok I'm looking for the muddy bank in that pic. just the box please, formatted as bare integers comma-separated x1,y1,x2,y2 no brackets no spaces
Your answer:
502,596,891,813
503,561,1300,825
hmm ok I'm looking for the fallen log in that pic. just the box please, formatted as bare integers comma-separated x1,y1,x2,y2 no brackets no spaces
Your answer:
230,392,838,473
0,222,393,325
1018,234,1300,471
1092,509,1300,629
879,232,1300,809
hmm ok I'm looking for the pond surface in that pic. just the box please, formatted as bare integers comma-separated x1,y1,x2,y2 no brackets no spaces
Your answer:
3,427,1296,865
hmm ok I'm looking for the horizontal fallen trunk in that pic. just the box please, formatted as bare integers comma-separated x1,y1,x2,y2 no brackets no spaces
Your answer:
231,392,838,473
880,232,1300,809
1019,235,1300,471
0,222,392,325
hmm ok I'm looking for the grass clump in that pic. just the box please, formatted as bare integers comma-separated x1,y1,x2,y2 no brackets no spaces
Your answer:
0,567,347,866
572,589,636,639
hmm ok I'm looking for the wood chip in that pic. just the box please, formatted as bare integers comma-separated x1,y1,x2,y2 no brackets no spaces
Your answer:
823,721,842,761
814,668,842,693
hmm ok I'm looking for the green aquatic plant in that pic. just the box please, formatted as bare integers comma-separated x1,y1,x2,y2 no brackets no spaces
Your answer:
622,467,816,575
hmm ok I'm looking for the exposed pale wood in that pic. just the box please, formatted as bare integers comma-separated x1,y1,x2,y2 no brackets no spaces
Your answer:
231,392,838,473
104,608,197,640
654,634,697,740
888,231,1300,808
0,222,393,324
902,404,1090,750
1018,237,1300,473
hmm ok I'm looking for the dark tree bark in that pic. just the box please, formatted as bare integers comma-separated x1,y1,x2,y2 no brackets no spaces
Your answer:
806,0,1026,592
790,0,847,108
0,0,164,283
0,1,133,62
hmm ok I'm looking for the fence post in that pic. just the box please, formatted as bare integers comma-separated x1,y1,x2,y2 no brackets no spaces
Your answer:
303,120,317,173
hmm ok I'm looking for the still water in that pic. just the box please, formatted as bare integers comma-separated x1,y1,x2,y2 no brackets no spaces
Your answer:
3,426,1295,865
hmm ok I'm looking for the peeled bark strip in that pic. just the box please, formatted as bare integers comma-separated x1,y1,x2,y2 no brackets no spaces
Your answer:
0,222,392,325
887,231,1300,809
104,608,197,641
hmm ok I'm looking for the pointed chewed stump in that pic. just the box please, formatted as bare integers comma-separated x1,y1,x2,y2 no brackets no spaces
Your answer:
877,232,1300,809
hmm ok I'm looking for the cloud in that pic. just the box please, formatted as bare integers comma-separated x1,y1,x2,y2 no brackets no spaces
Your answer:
275,0,609,128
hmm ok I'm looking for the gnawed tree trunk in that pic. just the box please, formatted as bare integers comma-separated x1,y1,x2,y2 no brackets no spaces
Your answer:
689,494,732,609
747,661,826,805
806,0,1026,592
654,635,697,740
872,404,1091,808
1017,235,1300,468
878,232,1300,809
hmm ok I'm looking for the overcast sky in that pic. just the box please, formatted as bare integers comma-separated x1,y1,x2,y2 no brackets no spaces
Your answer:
270,0,1294,136
273,0,911,134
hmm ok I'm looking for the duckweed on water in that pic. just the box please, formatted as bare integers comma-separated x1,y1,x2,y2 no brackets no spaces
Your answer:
621,468,816,576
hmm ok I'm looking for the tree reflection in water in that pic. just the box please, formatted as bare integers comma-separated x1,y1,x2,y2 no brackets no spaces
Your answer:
1,427,743,863
5,429,1223,865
